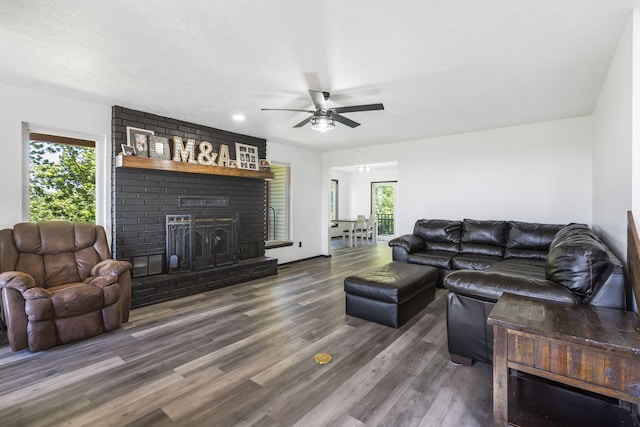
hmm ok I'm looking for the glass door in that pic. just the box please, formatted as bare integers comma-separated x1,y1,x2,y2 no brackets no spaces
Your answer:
371,181,396,238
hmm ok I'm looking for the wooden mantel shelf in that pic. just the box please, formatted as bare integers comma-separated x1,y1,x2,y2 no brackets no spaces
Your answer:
116,155,274,180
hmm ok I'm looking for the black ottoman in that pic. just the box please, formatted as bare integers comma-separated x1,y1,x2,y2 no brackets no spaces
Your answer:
344,262,437,328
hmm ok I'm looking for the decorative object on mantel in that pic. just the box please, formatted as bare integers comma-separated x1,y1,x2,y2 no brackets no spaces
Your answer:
121,144,135,156
259,159,271,170
173,136,198,164
126,127,154,152
197,141,216,165
236,143,259,170
149,135,171,160
134,134,149,157
171,136,237,168
218,144,231,167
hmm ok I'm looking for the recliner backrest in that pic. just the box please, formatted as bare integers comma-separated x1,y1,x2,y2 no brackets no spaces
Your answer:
0,221,112,288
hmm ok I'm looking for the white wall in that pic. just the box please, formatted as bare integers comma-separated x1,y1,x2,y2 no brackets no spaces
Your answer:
265,141,323,264
592,14,633,260
0,82,112,231
330,167,399,220
321,117,593,255
633,9,640,241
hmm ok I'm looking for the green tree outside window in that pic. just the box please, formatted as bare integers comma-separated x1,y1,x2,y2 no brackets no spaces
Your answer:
29,141,96,222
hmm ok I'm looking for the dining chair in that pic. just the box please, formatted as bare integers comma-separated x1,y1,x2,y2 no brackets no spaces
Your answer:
366,213,378,243
353,215,368,246
342,215,367,246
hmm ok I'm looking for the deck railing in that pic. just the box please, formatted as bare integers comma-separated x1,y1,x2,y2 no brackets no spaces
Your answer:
377,214,394,236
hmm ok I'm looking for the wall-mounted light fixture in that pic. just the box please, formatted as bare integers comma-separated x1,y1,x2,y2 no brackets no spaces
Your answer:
357,165,371,173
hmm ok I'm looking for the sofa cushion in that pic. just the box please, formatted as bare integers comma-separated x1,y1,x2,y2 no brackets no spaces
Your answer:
459,243,504,257
545,228,610,300
444,270,577,304
503,248,548,260
413,219,461,243
461,219,508,245
424,241,459,252
407,250,455,269
549,223,594,246
451,253,503,270
460,219,508,257
504,221,565,259
487,258,547,279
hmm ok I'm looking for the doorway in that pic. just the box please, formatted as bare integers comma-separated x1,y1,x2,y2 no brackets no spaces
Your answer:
371,181,396,239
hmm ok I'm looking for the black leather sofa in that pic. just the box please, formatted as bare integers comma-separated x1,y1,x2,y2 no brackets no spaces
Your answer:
389,219,627,365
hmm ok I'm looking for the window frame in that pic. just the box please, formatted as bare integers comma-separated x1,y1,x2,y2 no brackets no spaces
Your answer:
330,179,339,220
265,162,292,246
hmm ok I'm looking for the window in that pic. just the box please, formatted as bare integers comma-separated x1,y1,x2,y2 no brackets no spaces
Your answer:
330,179,339,220
266,164,291,242
28,132,97,222
371,181,396,237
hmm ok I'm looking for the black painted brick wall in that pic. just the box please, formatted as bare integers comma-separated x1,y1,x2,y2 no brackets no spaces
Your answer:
111,106,268,264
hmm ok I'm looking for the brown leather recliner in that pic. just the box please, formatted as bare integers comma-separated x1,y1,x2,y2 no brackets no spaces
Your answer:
0,221,132,352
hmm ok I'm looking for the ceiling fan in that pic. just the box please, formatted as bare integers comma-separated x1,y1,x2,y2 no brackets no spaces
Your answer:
261,90,384,132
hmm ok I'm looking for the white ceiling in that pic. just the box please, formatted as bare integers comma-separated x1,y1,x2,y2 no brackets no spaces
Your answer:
0,1,638,152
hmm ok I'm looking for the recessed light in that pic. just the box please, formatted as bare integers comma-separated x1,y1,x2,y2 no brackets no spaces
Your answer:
232,114,245,121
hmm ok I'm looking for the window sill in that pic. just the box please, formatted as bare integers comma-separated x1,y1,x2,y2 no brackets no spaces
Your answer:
265,240,294,249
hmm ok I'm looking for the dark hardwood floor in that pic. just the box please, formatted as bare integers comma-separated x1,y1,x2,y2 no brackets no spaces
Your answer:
0,243,493,426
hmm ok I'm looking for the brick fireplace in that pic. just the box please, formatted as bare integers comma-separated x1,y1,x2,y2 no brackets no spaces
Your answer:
111,106,277,308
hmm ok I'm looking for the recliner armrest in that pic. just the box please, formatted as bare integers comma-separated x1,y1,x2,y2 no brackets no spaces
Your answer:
0,271,36,293
388,234,425,253
91,259,132,278
84,275,119,288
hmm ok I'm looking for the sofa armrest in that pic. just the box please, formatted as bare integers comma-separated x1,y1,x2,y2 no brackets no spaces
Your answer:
91,259,132,278
0,271,36,293
388,234,425,253
444,270,577,304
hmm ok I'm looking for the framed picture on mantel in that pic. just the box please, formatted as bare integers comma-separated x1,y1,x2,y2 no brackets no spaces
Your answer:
149,135,171,160
126,127,154,158
235,143,259,170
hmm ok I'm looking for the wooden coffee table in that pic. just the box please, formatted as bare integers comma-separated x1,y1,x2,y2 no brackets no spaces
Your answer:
488,293,640,427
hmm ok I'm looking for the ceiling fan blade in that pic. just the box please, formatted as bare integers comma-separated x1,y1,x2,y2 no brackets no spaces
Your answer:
261,108,315,113
308,90,328,111
332,113,361,128
293,116,313,128
332,103,385,114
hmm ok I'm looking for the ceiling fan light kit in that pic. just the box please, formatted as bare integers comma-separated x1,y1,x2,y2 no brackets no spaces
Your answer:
262,90,384,132
310,116,335,132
